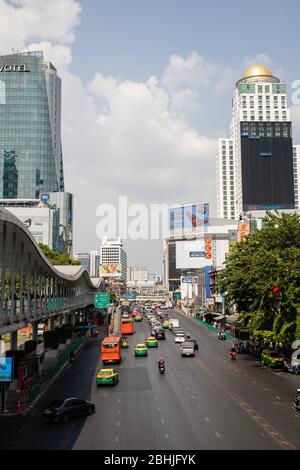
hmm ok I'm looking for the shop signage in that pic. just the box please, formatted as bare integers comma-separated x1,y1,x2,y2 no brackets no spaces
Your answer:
0,357,13,382
0,64,30,72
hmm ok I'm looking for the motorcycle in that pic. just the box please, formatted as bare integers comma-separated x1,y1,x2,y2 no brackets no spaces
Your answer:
294,397,300,411
230,351,237,360
159,364,165,374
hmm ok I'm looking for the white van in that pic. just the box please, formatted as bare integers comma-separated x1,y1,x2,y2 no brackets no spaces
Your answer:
181,342,195,357
169,319,179,330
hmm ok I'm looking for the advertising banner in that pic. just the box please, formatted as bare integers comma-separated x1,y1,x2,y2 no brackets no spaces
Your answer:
0,357,13,382
124,292,137,300
6,207,50,245
237,222,250,243
176,240,213,269
100,264,122,277
168,204,209,239
181,276,198,284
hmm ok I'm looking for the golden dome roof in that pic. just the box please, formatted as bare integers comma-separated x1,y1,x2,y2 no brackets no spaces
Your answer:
243,64,273,79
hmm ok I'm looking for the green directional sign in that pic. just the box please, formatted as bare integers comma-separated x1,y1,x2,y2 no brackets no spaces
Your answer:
94,293,110,309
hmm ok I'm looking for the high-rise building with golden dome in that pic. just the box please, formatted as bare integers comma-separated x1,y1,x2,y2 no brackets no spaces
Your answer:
217,64,299,219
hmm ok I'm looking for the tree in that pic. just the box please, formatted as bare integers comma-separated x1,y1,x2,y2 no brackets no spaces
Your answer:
218,212,300,346
39,244,81,266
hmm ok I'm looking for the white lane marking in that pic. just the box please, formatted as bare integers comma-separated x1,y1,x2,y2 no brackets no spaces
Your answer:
191,396,195,400
215,432,221,438
117,409,121,414
154,397,158,401
264,388,268,392
198,405,202,410
116,421,121,427
205,417,211,423
253,381,257,384
116,436,119,443
185,387,190,391
165,433,169,439
276,396,281,400
157,407,161,411
161,419,165,424
117,399,121,403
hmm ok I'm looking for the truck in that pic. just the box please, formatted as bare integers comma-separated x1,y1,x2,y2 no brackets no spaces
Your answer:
169,318,179,331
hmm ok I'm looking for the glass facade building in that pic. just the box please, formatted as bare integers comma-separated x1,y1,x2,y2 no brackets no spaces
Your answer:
0,51,64,199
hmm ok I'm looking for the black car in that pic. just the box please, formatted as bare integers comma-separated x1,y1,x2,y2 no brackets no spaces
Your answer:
187,338,199,350
155,329,166,340
42,398,95,423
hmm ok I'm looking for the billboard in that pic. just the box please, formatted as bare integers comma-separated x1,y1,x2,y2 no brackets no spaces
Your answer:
176,240,213,269
6,207,50,245
168,204,209,239
124,292,137,300
237,222,250,243
0,357,13,382
100,263,122,277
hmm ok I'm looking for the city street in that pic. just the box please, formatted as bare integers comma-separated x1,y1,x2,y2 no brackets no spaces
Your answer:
1,310,299,450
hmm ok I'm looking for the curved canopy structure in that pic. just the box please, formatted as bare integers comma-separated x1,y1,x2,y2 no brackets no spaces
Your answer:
0,209,102,335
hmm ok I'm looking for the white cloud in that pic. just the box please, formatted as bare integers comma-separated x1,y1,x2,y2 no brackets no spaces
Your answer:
0,0,81,54
27,41,72,69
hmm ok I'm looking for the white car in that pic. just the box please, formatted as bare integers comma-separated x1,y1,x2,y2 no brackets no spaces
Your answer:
175,333,186,343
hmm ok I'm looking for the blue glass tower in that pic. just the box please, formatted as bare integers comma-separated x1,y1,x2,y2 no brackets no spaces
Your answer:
0,51,64,199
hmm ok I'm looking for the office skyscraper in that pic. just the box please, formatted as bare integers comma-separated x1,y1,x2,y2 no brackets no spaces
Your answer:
0,51,64,199
217,65,299,218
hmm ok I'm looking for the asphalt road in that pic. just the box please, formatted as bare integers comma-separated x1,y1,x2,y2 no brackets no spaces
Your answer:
1,309,300,450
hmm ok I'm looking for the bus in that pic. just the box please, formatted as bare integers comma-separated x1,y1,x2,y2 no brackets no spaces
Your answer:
101,336,122,364
121,318,133,335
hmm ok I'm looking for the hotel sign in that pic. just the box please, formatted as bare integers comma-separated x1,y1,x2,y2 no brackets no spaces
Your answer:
0,64,30,72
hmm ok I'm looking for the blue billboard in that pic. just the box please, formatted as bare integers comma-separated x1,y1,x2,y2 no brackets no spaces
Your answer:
124,292,137,300
168,204,209,239
0,357,13,382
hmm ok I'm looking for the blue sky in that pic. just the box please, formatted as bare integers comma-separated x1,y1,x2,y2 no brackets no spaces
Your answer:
70,0,300,138
73,0,300,85
1,0,300,273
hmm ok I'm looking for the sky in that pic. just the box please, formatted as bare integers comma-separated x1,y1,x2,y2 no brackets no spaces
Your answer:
1,0,300,273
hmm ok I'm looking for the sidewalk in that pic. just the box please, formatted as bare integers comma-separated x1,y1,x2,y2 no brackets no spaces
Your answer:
2,336,86,416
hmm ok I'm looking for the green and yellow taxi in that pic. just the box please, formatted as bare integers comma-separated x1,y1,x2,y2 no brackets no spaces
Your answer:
96,368,119,386
163,320,169,329
145,337,158,348
261,350,284,368
134,344,148,356
135,314,142,322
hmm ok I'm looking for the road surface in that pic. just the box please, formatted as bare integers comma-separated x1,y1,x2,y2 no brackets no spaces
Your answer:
1,309,300,450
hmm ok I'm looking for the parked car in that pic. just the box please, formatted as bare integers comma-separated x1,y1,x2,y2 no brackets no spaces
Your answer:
261,350,284,368
42,398,95,423
181,342,195,357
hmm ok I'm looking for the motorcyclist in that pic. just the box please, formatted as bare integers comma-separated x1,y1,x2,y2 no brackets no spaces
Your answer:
230,346,237,359
158,358,165,369
294,389,300,410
